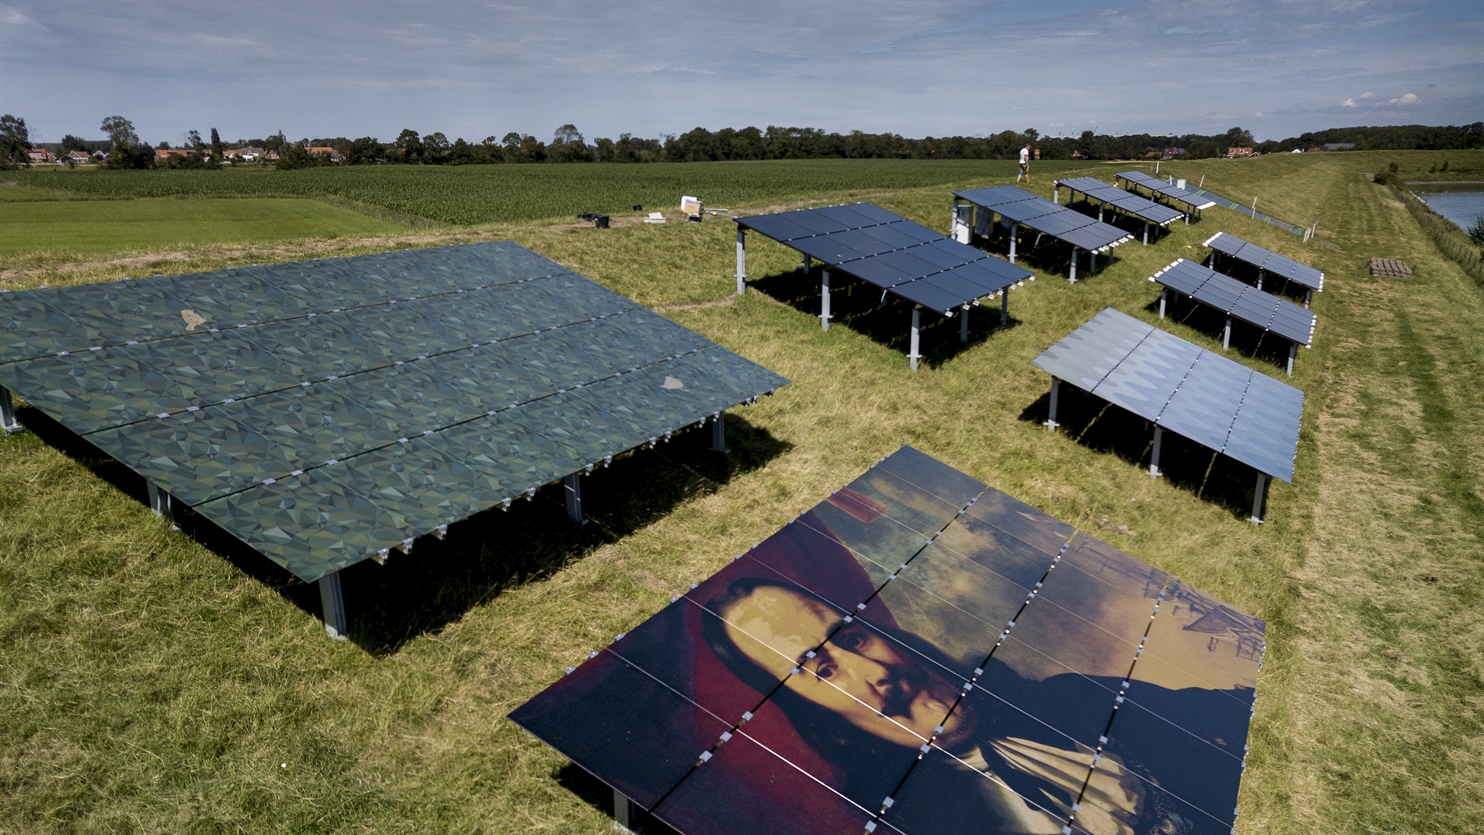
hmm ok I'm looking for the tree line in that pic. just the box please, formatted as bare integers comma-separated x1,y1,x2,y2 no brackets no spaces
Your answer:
4,114,1482,171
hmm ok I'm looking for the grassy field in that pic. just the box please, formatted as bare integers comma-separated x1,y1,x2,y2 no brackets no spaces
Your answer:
0,198,409,261
1,152,1481,834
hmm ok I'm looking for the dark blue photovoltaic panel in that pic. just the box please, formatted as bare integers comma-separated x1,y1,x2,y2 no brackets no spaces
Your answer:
956,186,1133,252
1150,259,1316,347
1032,308,1303,481
1203,232,1323,291
1116,171,1218,211
1058,178,1186,227
736,203,1032,312
0,242,790,582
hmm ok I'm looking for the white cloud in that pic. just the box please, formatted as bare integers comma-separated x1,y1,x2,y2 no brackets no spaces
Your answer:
1360,91,1377,99
1341,98,1356,107
1384,92,1420,105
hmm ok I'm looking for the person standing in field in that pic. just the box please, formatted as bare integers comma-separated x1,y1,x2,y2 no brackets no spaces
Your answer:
1017,143,1031,183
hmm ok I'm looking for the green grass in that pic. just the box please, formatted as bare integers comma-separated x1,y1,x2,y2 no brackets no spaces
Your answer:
1,153,1482,833
3,159,1087,226
0,198,409,261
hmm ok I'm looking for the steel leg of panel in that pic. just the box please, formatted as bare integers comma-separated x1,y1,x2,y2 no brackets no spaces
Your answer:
319,570,348,641
1159,288,1167,319
614,790,635,833
1256,269,1264,291
1090,250,1097,272
802,253,810,279
1009,224,1017,263
1287,342,1297,376
1143,223,1149,246
711,413,727,453
1223,318,1232,350
1149,426,1164,478
1068,250,1078,284
1304,289,1312,309
0,385,20,434
1053,185,1059,204
1249,473,1268,525
1000,289,1009,327
959,306,969,343
1045,377,1061,431
820,269,831,331
908,307,921,372
563,472,585,524
146,480,175,525
1098,205,1104,222
735,229,746,295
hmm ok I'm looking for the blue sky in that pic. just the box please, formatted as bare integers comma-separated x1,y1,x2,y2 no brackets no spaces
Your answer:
3,0,1480,146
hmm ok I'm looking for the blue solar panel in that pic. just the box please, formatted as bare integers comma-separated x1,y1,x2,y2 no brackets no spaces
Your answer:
1032,309,1303,481
735,203,1032,312
1150,259,1316,347
1116,172,1218,211
1056,177,1184,226
1204,233,1324,291
956,187,1133,253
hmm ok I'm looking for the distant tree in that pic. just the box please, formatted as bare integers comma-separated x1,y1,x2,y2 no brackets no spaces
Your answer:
210,128,223,164
349,136,383,164
263,132,287,153
552,124,584,145
185,129,203,148
1468,216,1484,249
395,128,423,162
1,114,31,167
157,140,171,150
276,141,317,169
481,136,506,163
423,131,450,163
100,115,140,148
518,134,546,162
60,134,88,153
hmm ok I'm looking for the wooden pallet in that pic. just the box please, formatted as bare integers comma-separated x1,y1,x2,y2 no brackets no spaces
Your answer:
1370,257,1412,277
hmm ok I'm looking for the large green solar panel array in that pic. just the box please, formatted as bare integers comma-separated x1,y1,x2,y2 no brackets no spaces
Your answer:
0,242,788,582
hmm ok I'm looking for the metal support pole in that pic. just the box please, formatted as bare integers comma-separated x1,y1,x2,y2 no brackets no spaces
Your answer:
146,480,174,525
1256,269,1264,291
1009,223,1017,263
1159,288,1167,319
1223,318,1232,350
1000,288,1009,327
820,269,831,331
959,306,969,343
1304,289,1312,309
0,385,20,434
1068,249,1078,284
1098,205,1104,222
1287,342,1297,376
711,412,727,452
319,570,348,641
614,789,635,833
563,473,585,524
802,253,810,278
1053,184,1059,204
1045,378,1061,431
1090,250,1097,272
1249,473,1269,525
1149,426,1164,478
1142,223,1149,246
735,228,746,295
908,307,921,372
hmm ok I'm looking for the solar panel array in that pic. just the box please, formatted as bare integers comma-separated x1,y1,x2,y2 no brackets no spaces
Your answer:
0,242,788,582
1204,232,1325,291
1151,259,1316,346
1054,177,1186,226
1115,171,1219,212
512,446,1264,835
1032,308,1302,482
954,186,1135,252
734,203,1033,315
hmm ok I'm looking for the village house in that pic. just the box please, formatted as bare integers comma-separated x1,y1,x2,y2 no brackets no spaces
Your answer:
63,150,91,164
27,148,55,163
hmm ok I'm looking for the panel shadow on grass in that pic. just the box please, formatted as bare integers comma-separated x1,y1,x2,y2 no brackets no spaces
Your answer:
556,762,680,835
11,401,789,655
1019,386,1263,520
749,267,1016,369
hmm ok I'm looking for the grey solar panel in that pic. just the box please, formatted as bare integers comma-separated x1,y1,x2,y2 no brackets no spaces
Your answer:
890,278,970,313
735,214,816,242
1033,309,1303,482
1150,260,1211,296
1202,233,1324,291
1115,172,1218,211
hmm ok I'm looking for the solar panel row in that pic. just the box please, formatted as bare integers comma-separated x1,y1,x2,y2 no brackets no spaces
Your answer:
1151,259,1316,346
1032,309,1302,482
735,203,1033,314
512,446,1264,835
0,243,789,582
1115,171,1219,212
1204,232,1324,291
954,186,1135,252
1054,177,1186,226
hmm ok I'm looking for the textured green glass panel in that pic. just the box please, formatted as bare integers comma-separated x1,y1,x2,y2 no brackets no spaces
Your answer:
509,390,653,464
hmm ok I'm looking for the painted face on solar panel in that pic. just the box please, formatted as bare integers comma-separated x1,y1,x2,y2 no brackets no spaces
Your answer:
723,585,969,748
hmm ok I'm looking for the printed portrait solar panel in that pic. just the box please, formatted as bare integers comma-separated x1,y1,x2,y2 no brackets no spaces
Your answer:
735,203,1032,314
0,242,789,582
1204,232,1324,291
1116,171,1218,211
1031,308,1303,482
955,186,1134,252
1056,177,1185,226
1151,259,1316,346
510,446,1266,835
